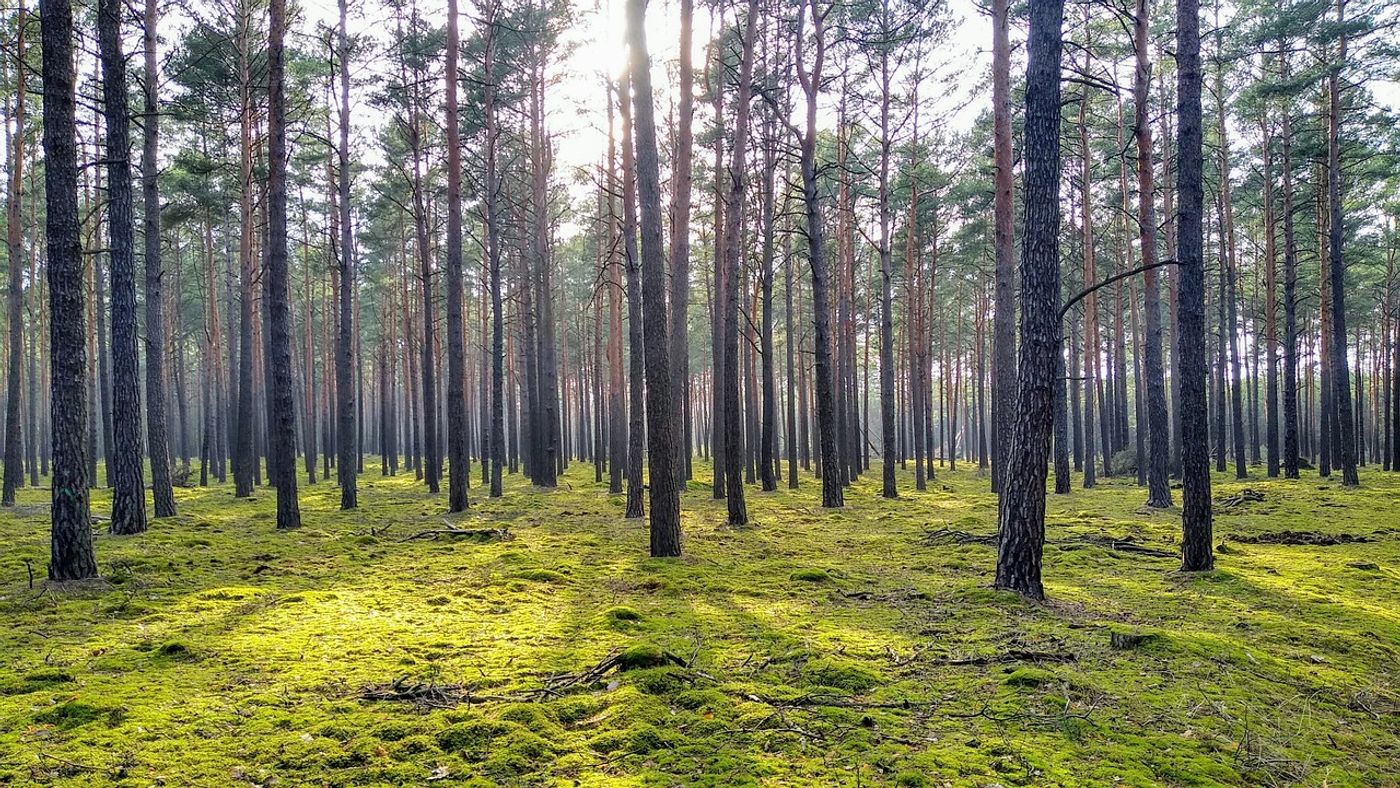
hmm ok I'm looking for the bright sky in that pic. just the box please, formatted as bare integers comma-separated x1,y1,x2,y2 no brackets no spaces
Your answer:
289,0,997,188
275,0,1397,213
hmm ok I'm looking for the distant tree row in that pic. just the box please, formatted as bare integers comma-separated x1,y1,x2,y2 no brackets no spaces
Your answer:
5,0,1397,590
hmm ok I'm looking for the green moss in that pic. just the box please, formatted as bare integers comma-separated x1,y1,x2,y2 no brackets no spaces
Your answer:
34,701,124,730
790,567,831,582
604,605,643,625
617,643,673,670
370,721,415,742
0,668,73,696
387,734,434,760
155,640,195,658
1003,667,1056,688
512,568,567,584
629,666,687,695
801,657,885,692
589,722,672,755
1,460,1397,784
497,703,562,737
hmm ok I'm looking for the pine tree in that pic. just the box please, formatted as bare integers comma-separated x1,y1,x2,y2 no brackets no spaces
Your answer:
99,0,148,535
41,0,98,580
1176,0,1214,571
266,0,301,529
143,0,176,518
995,0,1064,600
626,0,683,556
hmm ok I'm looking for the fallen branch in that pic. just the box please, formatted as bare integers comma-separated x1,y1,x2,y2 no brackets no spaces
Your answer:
360,677,530,708
1227,530,1371,546
1057,535,1175,558
363,648,698,709
1216,488,1265,510
920,527,995,546
399,521,513,542
930,649,1078,667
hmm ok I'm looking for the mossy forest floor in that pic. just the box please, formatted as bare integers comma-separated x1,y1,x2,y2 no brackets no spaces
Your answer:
2,460,1399,786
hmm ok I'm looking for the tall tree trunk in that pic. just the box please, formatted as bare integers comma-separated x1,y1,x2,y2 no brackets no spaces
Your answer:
234,5,257,498
758,108,778,493
1135,0,1172,506
670,0,695,483
1176,0,1214,571
876,1,897,499
483,5,505,498
784,184,799,490
1326,0,1358,487
3,1,26,506
796,0,842,508
709,53,726,500
41,0,98,579
717,0,759,525
529,31,559,487
990,0,1015,494
1262,108,1280,477
605,92,626,496
619,74,646,520
995,0,1063,600
1215,46,1246,481
142,0,175,517
626,0,682,555
443,0,469,511
1079,89,1099,489
335,0,357,508
1282,55,1299,478
100,0,148,535
266,0,300,529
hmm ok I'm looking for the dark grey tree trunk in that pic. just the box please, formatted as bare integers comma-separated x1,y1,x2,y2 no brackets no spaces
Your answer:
41,0,98,580
100,0,148,535
990,0,1015,495
1176,0,1214,571
1135,0,1172,507
1282,74,1299,481
784,193,799,490
529,43,559,488
143,0,175,518
443,0,469,511
335,0,357,508
995,0,1063,600
3,4,26,507
718,0,759,525
267,0,301,529
759,110,778,494
605,90,626,496
233,10,257,499
1326,3,1358,487
670,0,695,483
618,74,645,520
796,0,842,509
875,7,897,500
626,0,682,555
483,7,505,498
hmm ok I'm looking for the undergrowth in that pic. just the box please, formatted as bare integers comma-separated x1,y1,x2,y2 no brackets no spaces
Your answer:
1,460,1397,786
